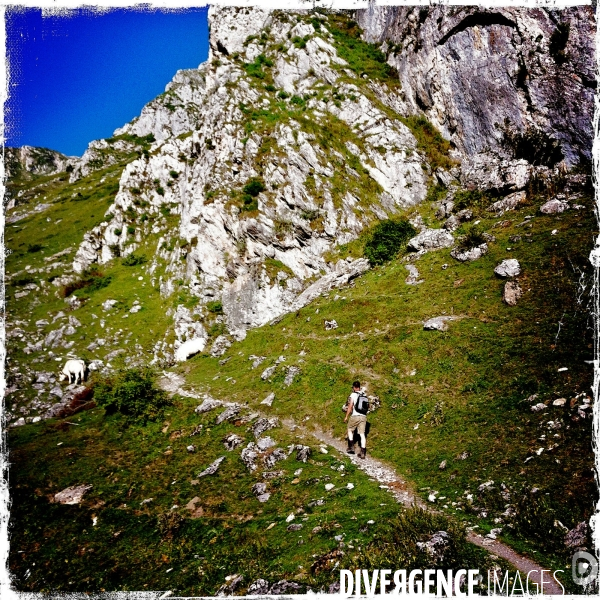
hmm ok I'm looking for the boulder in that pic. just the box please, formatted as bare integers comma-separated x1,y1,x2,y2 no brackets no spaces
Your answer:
416,531,450,563
408,228,454,252
324,319,338,330
223,433,244,451
296,445,311,462
451,243,488,262
261,365,277,380
540,198,569,214
247,580,270,596
256,436,276,451
488,191,526,215
241,443,259,471
494,259,521,278
252,417,278,438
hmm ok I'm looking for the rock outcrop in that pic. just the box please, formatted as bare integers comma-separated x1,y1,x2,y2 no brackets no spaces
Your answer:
356,5,595,171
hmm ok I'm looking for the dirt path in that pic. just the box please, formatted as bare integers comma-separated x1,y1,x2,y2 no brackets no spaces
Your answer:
161,374,564,595
306,424,564,595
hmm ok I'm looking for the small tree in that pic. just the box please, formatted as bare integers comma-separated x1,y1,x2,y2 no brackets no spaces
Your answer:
94,368,171,423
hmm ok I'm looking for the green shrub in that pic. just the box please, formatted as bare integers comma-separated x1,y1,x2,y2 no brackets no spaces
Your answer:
207,300,223,314
127,226,135,235
156,186,165,197
122,253,147,266
169,170,179,179
94,368,171,423
26,243,43,253
453,189,488,211
364,219,416,266
113,228,122,236
243,178,266,197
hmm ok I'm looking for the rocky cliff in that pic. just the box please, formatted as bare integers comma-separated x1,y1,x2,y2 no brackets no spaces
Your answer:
356,5,595,170
33,6,596,362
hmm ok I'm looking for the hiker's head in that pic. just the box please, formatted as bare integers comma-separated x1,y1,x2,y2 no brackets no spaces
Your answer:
353,380,361,391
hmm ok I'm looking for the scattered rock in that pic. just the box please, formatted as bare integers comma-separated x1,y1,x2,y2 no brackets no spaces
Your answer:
252,417,278,438
488,191,526,215
503,281,522,306
263,448,289,469
256,436,276,451
416,531,450,563
540,198,569,214
54,484,92,505
102,299,118,311
325,483,335,491
284,366,301,387
211,335,231,357
405,264,424,285
261,392,275,407
249,355,266,369
531,403,547,412
324,319,338,330
223,433,244,451
439,460,447,470
247,580,270,596
195,397,223,414
494,259,521,278
423,316,456,332
215,404,241,424
261,365,277,380
451,243,488,262
287,523,303,531
457,451,471,460
241,443,259,471
268,580,302,595
198,456,225,477
296,445,311,463
187,445,196,453
553,398,567,407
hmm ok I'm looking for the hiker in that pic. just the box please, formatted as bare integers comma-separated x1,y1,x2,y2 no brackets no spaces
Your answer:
344,380,369,459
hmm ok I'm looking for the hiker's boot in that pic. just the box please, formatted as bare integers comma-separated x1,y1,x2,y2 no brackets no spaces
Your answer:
346,439,355,454
358,447,366,459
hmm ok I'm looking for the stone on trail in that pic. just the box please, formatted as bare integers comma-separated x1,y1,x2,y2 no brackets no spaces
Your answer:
494,259,521,278
198,456,225,477
54,484,92,505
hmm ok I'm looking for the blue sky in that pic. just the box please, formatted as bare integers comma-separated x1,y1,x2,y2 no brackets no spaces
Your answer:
5,7,209,157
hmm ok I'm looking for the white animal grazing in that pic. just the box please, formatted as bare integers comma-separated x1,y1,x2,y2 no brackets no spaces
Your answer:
60,359,86,384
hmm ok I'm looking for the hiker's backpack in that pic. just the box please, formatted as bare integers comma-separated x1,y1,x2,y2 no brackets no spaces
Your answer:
354,392,369,415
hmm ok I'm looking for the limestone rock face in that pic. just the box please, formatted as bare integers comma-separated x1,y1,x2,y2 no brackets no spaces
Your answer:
5,146,75,179
71,7,437,354
357,5,595,169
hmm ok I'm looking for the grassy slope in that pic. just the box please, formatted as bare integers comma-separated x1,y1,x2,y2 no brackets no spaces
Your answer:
5,10,596,595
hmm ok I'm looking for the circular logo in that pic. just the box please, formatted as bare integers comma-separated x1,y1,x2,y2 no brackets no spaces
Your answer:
572,551,598,586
